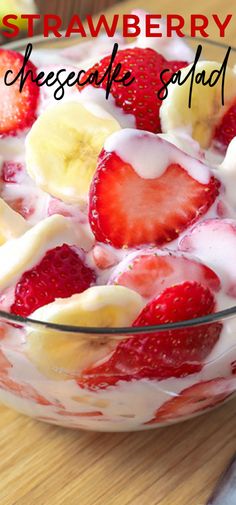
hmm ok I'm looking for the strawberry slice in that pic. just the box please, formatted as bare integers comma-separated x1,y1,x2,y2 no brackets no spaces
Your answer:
89,139,220,248
0,350,53,406
110,250,220,298
147,378,235,424
10,244,96,317
92,244,117,270
1,162,24,183
56,410,103,418
0,375,53,406
179,218,236,297
5,196,34,220
79,282,221,390
80,47,187,133
214,101,236,152
231,360,236,374
5,197,35,220
0,49,40,136
0,350,12,376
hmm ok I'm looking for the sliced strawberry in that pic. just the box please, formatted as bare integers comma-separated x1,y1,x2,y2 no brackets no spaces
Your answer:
79,282,221,390
89,147,220,248
10,244,96,317
56,410,103,417
48,198,75,218
92,244,117,270
110,250,220,298
80,47,187,133
0,350,12,376
0,375,53,406
1,162,24,183
0,49,40,136
231,360,236,374
147,378,235,424
214,101,236,151
179,218,236,296
5,197,34,220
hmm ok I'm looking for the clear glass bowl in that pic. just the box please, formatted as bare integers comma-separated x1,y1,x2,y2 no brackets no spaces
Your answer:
1,35,236,432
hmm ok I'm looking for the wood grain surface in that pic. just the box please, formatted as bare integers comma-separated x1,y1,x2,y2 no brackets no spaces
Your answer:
1,1,236,504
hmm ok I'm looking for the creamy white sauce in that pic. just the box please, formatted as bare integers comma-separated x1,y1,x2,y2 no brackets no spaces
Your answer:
104,128,211,183
79,86,136,127
217,137,236,207
179,218,236,295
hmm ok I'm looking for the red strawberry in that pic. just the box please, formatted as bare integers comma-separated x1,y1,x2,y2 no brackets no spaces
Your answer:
89,146,220,248
0,375,54,406
231,360,236,375
0,350,53,405
79,282,221,390
179,218,236,297
92,244,117,270
56,410,103,418
147,378,235,424
1,162,24,183
0,49,40,136
10,244,95,317
110,250,220,298
213,101,236,151
0,350,12,376
80,47,187,133
6,197,34,220
48,198,74,218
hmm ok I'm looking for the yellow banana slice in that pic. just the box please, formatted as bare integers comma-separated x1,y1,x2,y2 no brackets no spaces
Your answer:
26,285,144,379
0,198,28,245
0,1,37,31
160,61,236,149
0,214,93,290
26,101,121,203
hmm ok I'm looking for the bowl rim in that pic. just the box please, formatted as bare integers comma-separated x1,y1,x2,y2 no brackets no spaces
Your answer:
1,34,236,335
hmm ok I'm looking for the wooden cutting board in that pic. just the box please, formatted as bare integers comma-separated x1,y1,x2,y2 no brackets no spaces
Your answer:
1,1,236,504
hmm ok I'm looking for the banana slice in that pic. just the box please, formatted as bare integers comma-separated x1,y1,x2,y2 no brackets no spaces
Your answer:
0,1,37,30
0,198,28,245
0,214,93,290
26,101,121,203
160,61,236,149
26,285,144,379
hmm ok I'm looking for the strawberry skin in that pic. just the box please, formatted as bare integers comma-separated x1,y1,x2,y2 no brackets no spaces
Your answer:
81,47,187,133
10,244,95,317
89,151,220,248
147,378,235,424
214,101,236,151
79,282,221,390
0,49,40,136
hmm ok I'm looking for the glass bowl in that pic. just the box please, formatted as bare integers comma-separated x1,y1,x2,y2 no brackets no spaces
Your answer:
0,34,236,432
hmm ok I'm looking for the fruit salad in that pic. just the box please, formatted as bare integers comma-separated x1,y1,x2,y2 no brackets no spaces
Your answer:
1,11,236,431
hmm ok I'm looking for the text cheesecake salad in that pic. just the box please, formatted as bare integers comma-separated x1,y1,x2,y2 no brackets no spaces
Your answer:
0,10,236,431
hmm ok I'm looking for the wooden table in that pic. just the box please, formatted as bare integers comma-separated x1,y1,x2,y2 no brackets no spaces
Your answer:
1,0,236,504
